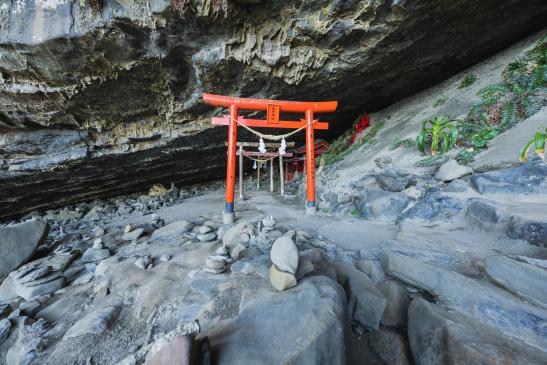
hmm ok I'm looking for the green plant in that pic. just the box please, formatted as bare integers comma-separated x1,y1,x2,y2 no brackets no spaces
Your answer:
415,155,447,167
519,128,546,162
350,208,361,217
458,74,477,88
323,121,385,165
433,95,448,107
416,116,458,155
455,149,478,164
458,35,546,153
389,135,414,150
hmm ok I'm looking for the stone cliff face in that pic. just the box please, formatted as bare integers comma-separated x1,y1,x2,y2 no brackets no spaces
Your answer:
1,0,546,217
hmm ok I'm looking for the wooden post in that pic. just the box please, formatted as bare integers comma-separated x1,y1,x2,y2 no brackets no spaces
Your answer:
305,109,316,214
270,158,274,192
257,161,261,190
224,105,238,224
238,145,244,200
279,154,284,195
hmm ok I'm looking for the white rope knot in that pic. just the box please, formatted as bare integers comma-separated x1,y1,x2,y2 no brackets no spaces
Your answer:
278,137,287,156
258,138,267,154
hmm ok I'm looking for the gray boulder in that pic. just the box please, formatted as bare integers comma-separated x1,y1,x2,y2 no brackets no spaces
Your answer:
397,193,462,222
0,221,49,280
408,298,547,365
206,276,352,365
360,191,410,220
357,327,412,365
466,198,547,247
470,160,547,194
383,252,547,351
376,171,410,192
377,280,410,328
435,159,473,182
506,216,547,248
485,255,547,310
334,262,386,331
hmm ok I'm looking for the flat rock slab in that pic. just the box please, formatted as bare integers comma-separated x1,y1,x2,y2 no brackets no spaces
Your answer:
0,221,50,280
485,255,547,310
151,221,193,241
470,159,547,194
231,256,271,279
408,298,547,365
382,252,547,351
206,275,351,365
64,305,121,339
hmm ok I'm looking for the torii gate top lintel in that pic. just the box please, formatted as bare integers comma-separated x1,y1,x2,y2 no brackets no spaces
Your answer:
202,92,338,224
202,93,338,113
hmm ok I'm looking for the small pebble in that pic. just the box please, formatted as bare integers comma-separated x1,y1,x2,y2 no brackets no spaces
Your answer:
206,257,226,270
160,254,171,262
124,224,134,234
198,226,213,234
93,238,104,249
262,216,275,227
205,267,225,274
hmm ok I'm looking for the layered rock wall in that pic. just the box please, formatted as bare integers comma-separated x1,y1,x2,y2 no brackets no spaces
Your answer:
1,0,546,217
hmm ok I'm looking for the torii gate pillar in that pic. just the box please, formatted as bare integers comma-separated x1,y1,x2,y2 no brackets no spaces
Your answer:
305,109,316,214
224,105,239,224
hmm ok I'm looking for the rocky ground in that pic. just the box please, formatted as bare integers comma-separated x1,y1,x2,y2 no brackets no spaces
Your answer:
0,146,546,364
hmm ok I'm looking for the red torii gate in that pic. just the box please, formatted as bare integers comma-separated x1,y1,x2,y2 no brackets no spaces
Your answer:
202,93,338,224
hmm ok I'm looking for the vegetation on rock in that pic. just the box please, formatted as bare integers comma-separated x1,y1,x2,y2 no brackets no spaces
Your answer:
519,128,546,162
457,35,546,158
458,74,478,88
322,120,385,165
416,115,458,156
433,95,448,107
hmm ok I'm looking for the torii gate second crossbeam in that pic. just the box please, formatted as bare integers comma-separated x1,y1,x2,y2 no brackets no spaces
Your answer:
202,93,338,224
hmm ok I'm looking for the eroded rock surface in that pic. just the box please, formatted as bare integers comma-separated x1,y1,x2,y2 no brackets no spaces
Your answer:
1,0,547,217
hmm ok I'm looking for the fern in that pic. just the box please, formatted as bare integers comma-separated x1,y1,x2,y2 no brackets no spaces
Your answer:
522,95,542,118
500,102,518,128
389,135,401,150
415,155,447,167
477,84,509,105
456,149,478,164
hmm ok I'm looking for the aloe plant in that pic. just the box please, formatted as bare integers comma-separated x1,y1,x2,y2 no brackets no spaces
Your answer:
416,116,458,156
519,129,546,162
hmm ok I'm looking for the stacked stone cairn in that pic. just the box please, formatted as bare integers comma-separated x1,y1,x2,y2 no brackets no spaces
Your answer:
205,246,233,274
270,231,299,291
